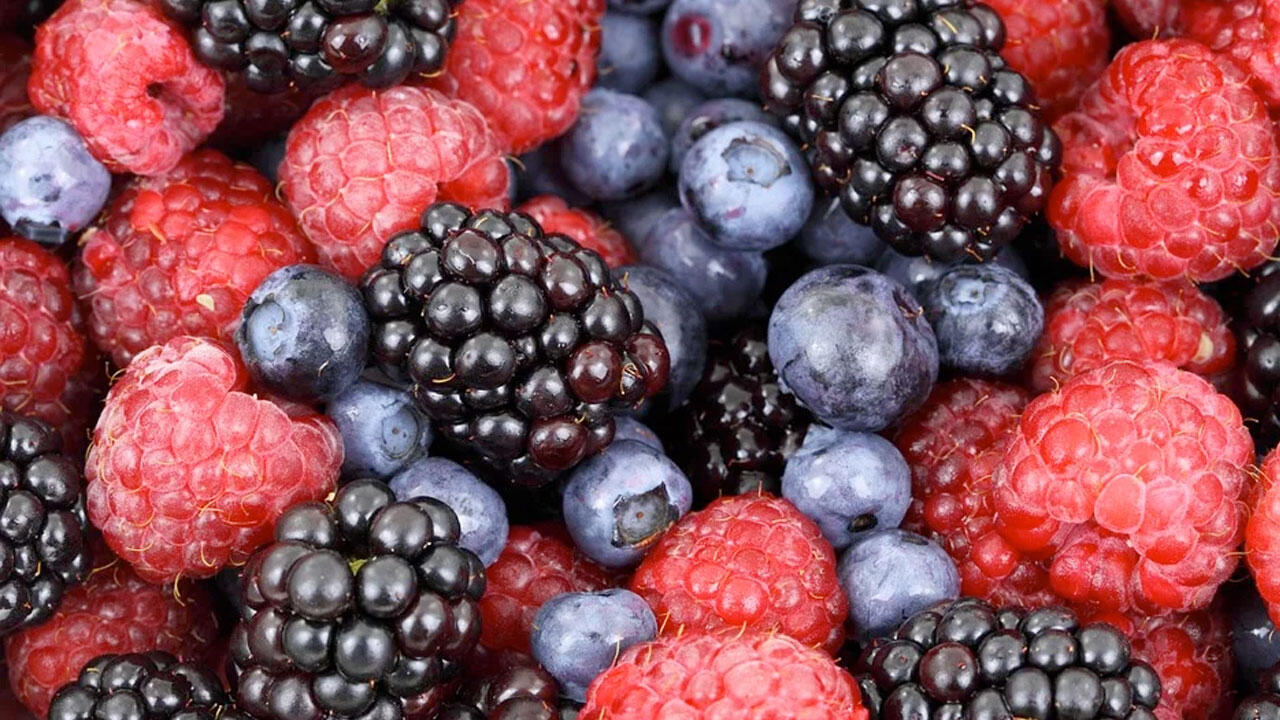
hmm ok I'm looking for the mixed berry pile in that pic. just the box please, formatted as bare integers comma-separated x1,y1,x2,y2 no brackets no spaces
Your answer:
9,0,1280,718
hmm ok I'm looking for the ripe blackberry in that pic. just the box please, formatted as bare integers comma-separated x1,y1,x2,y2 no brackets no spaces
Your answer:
854,598,1161,719
48,651,250,720
157,0,460,94
1236,661,1280,720
230,480,487,720
361,203,671,487
0,411,90,636
1228,262,1280,452
437,655,566,719
664,324,811,502
760,0,1061,262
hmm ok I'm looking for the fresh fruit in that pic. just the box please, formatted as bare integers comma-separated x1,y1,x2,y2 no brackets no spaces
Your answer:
1228,268,1280,452
0,116,110,245
612,264,707,411
643,78,706,136
1178,0,1280,111
796,197,886,267
661,0,795,97
388,456,510,567
1236,662,1280,720
597,11,662,94
326,379,433,481
47,652,249,720
560,88,669,202
919,263,1044,377
839,528,960,642
0,34,34,135
1247,448,1280,627
516,194,637,269
437,654,566,720
1113,0,1180,37
668,97,775,174
877,245,1029,300
530,589,658,702
1232,584,1280,688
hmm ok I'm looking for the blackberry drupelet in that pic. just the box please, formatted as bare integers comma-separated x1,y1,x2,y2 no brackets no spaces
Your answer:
157,0,460,93
436,655,565,720
1228,262,1280,453
1236,662,1280,720
361,203,671,487
48,651,250,720
760,0,1061,262
664,324,810,502
230,480,487,720
854,597,1161,719
0,411,90,636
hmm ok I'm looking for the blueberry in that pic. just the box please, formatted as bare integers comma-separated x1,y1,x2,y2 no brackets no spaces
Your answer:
679,120,813,251
561,88,669,202
531,589,658,702
387,457,508,566
920,263,1043,377
797,197,886,266
839,529,960,642
768,266,938,431
249,135,288,184
598,188,681,246
660,0,796,96
326,379,432,480
613,265,708,411
1231,584,1280,686
612,416,663,451
562,439,693,568
610,0,671,14
781,427,911,551
669,98,775,173
876,245,1030,300
636,207,767,322
516,143,591,206
642,78,707,136
0,116,110,245
597,12,662,94
236,264,371,402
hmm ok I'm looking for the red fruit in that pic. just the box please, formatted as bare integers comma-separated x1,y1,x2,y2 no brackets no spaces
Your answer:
995,360,1253,614
1247,448,1280,627
75,148,316,368
631,494,847,653
1049,39,1280,282
518,195,637,268
27,0,224,175
580,631,871,720
425,0,605,154
1030,278,1235,393
281,84,512,280
1113,0,1182,37
86,335,343,584
0,34,34,134
1179,0,1280,112
480,524,613,654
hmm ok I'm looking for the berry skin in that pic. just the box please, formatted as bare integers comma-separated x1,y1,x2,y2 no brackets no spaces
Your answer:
86,335,343,584
630,493,848,652
797,197,886,267
326,379,432,481
389,456,510,567
662,0,795,97
47,652,248,720
1050,38,1280,282
437,654,565,720
644,78,707,137
613,264,708,411
1178,0,1280,112
517,195,637,269
1113,0,1181,37
531,589,658,702
1247,448,1280,628
1030,278,1235,394
877,245,1029,300
995,360,1253,614
838,529,960,642
920,263,1044,377
597,11,661,94
282,84,512,281
0,116,111,246
75,148,317,368
669,97,775,175
27,0,225,175
560,89,669,203
0,34,34,135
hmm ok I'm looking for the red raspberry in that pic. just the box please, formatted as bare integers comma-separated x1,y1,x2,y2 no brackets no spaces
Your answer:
1113,0,1182,37
1049,39,1280,282
1246,447,1280,626
1179,0,1280,112
0,34,33,134
75,148,316,368
630,494,847,653
281,84,512,280
517,195,637,268
86,335,343,584
27,0,224,176
580,631,871,720
995,360,1253,614
4,551,217,718
1030,278,1235,393
479,524,613,654
984,0,1110,121
425,0,605,154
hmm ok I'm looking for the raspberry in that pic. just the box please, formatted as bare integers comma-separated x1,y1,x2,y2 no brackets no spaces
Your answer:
1179,0,1280,112
1049,39,1280,282
3,551,217,718
517,195,637,268
0,34,33,135
985,0,1110,121
479,524,613,654
1246,447,1280,627
281,84,512,280
27,0,225,175
1030,278,1235,393
425,0,605,154
995,360,1253,614
630,494,848,653
75,148,316,368
85,335,342,584
1113,0,1182,37
580,631,871,720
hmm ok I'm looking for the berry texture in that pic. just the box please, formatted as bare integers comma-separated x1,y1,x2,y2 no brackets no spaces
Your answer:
531,589,657,702
613,264,707,411
437,654,564,720
47,651,246,720
597,11,661,94
661,0,795,97
326,379,432,481
1230,266,1280,452
560,88,669,203
1179,0,1280,111
1247,448,1280,628
669,98,775,175
0,34,34,135
27,0,225,175
840,529,960,643
75,148,316,368
86,335,343,584
282,84,512,281
919,262,1043,377
796,197,886,267
0,115,110,244
389,457,509,567
1050,38,1280,282
517,195,637,269
1113,0,1180,37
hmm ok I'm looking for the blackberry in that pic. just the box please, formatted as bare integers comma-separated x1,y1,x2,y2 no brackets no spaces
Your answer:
760,0,1061,262
230,480,487,720
48,651,250,720
1226,262,1280,452
854,597,1161,719
664,325,810,502
436,656,565,720
1236,662,1280,720
360,203,671,487
157,0,459,94
0,411,90,636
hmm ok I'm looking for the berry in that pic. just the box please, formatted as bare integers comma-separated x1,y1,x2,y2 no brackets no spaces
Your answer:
598,189,680,258
661,0,795,97
611,0,668,12
1113,0,1180,37
995,360,1253,614
643,78,706,136
75,148,317,368
839,529,960,642
362,203,670,485
47,652,248,720
517,195,637,269
209,76,321,152
1248,448,1280,629
876,245,1028,300
326,379,433,481
531,589,657,702
1228,266,1280,452
1178,0,1280,112
614,264,707,411
560,89,669,202
0,35,34,135
761,0,1061,263
1232,584,1280,686
28,0,225,175
281,84,512,281
437,654,564,720
0,116,110,245
613,416,661,450
797,197,886,267
597,11,661,94
1050,38,1280,282
516,145,591,208
631,493,848,652
920,262,1044,377
389,457,510,567
669,97,776,174
86,335,343,584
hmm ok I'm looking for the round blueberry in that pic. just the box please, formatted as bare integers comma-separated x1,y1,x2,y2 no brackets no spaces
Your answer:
876,245,1030,300
660,0,796,97
249,135,288,185
0,115,110,245
516,143,591,206
597,11,662,94
920,263,1043,377
636,207,767,322
561,89,669,202
236,264,371,403
1232,584,1280,686
797,197,886,267
613,265,708,411
669,98,775,173
768,266,938,432
679,120,813,251
610,0,670,14
642,78,707,136
612,416,663,451
598,188,681,247
532,589,658,702
326,379,432,480
388,457,508,566
839,529,960,642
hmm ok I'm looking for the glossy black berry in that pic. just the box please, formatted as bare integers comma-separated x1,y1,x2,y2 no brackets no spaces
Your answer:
437,655,565,720
48,652,251,720
1227,264,1280,453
